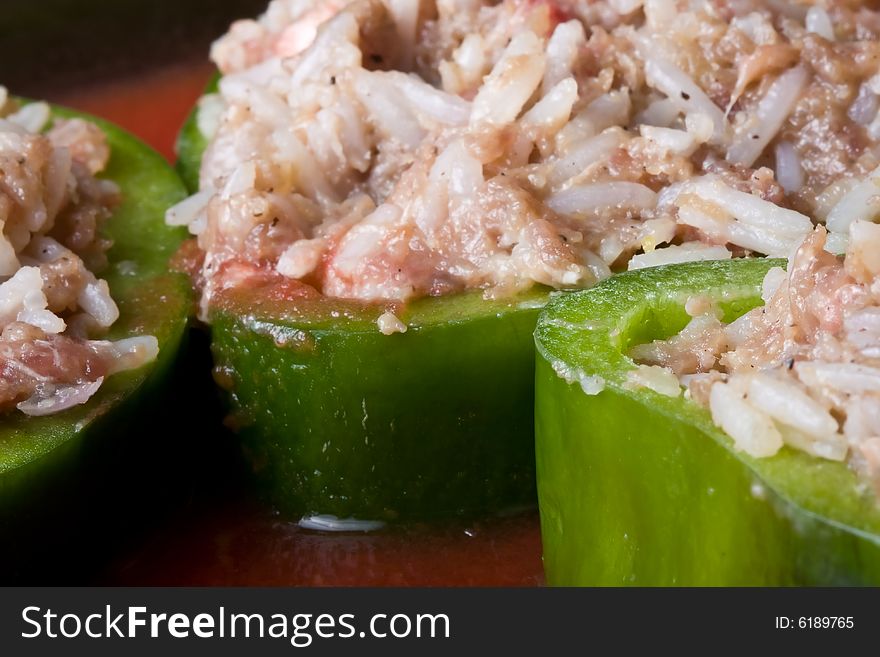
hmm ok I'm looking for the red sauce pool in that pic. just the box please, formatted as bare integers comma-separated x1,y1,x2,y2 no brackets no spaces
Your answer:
102,499,544,587
55,60,216,162
64,63,545,587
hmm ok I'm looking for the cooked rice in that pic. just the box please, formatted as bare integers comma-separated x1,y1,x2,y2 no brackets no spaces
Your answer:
0,90,157,416
632,225,880,495
170,0,880,317
376,310,407,334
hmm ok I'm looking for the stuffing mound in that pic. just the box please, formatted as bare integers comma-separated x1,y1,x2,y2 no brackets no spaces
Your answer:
171,1,880,313
0,92,157,416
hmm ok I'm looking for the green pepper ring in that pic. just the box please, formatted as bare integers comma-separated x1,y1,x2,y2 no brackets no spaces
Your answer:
535,258,880,586
176,85,554,521
175,74,217,194
0,104,191,579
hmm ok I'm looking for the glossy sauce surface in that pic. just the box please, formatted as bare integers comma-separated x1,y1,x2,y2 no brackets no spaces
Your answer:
58,64,544,587
103,499,543,586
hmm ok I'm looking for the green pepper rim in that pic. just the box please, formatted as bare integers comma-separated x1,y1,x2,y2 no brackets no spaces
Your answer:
212,281,551,334
0,103,191,477
175,73,218,193
535,258,880,542
174,80,580,519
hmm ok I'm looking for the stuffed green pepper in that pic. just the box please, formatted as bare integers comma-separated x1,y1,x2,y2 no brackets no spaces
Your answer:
170,0,857,521
536,221,880,585
527,0,880,586
0,93,191,576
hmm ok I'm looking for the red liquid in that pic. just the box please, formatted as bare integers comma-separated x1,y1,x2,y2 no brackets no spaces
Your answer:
67,63,545,587
103,500,544,587
55,60,216,162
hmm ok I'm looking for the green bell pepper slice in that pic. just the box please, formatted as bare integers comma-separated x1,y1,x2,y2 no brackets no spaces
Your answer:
177,83,554,520
534,259,880,586
0,104,191,579
175,73,218,193
211,284,547,521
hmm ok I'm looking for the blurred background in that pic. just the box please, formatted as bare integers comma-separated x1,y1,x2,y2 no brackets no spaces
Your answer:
0,0,266,158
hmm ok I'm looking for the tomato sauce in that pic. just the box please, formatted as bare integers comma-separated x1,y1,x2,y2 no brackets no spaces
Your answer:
102,498,543,586
56,60,215,162
65,63,544,587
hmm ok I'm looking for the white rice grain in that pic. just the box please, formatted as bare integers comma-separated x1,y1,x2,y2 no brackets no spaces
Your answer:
7,102,50,133
727,66,809,167
628,242,731,270
77,278,120,328
710,381,784,458
689,178,812,238
644,58,727,143
806,6,835,40
795,362,880,396
826,164,880,233
625,364,681,397
746,374,840,440
543,20,586,94
547,182,657,220
377,311,407,335
470,32,546,129
774,141,804,194
548,128,626,186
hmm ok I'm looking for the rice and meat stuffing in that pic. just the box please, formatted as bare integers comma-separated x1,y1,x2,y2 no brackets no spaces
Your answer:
632,223,880,496
0,92,157,416
171,0,880,485
171,0,880,312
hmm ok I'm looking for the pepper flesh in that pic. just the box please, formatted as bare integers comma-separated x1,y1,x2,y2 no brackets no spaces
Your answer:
0,105,191,581
178,88,551,520
534,259,880,586
211,285,547,520
174,75,217,193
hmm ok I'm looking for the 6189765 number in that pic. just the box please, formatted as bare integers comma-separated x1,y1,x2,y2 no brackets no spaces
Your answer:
775,617,854,629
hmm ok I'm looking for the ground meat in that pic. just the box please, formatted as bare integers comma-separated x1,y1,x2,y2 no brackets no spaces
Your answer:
171,0,880,312
0,93,155,415
38,253,88,313
631,225,880,494
0,329,109,412
47,118,111,175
